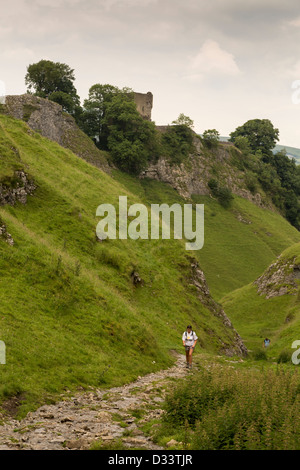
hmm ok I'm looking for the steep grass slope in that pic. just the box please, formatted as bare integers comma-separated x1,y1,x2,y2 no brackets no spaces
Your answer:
222,242,300,355
112,172,300,300
0,112,299,417
0,114,245,417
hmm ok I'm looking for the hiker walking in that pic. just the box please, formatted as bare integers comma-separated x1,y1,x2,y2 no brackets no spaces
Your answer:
263,338,271,348
182,325,198,369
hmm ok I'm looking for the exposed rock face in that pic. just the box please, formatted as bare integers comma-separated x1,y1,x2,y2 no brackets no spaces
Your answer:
141,133,270,209
5,95,110,172
254,255,300,299
131,270,144,286
189,260,248,357
0,170,36,206
0,170,36,246
0,223,14,246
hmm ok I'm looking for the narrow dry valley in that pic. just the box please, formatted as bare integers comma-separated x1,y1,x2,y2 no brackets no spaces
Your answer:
0,353,191,450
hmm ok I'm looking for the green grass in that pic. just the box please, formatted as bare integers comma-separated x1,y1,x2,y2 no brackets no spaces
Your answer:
222,242,300,355
112,171,300,300
0,114,242,417
0,112,299,418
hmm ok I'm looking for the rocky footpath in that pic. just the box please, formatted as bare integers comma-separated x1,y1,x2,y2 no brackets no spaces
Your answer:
0,353,190,450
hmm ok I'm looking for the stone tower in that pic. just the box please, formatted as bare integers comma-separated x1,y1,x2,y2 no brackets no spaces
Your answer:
133,91,153,120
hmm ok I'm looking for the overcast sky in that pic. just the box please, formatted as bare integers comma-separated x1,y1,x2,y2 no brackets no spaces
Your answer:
1,0,300,147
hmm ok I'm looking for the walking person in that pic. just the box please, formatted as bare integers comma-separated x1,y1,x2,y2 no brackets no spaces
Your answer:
182,325,198,369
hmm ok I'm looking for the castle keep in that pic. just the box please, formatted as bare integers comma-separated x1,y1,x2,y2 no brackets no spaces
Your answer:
133,91,153,120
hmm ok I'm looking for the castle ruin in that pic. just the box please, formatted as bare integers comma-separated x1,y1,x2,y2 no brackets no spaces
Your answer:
133,92,153,121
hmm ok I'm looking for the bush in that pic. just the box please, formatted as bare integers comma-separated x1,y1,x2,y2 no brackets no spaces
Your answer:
208,178,218,193
159,366,300,450
252,348,268,361
277,349,292,364
245,173,258,194
163,372,236,427
217,186,234,208
202,129,220,149
160,125,194,165
208,178,234,208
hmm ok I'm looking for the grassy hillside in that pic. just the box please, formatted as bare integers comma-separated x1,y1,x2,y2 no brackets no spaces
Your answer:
0,112,299,418
0,114,245,417
112,172,300,300
222,242,300,356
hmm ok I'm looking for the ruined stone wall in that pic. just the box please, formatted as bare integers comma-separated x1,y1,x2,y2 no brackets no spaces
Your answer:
133,92,153,120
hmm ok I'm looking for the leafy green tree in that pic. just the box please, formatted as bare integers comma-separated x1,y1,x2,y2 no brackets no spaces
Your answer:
48,91,80,115
161,123,194,165
26,60,77,97
103,92,159,174
229,119,279,158
208,178,233,208
272,150,300,193
25,60,80,117
172,113,194,129
232,135,252,155
257,162,281,193
202,129,220,148
80,84,120,148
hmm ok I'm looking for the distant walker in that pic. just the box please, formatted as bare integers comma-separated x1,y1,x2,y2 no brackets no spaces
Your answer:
182,325,198,369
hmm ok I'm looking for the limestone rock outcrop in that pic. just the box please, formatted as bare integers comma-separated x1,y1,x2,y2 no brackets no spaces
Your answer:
189,259,248,357
5,95,110,172
0,170,36,206
141,132,270,209
254,255,300,299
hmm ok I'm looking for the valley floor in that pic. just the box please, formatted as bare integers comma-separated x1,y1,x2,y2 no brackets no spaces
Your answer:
0,352,190,450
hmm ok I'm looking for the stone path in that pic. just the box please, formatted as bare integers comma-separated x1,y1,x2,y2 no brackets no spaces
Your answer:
0,353,191,450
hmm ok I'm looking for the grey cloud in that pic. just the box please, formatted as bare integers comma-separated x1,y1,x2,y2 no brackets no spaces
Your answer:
1,0,300,146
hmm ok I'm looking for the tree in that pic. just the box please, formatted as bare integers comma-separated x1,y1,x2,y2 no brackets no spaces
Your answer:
233,135,252,155
161,123,194,165
25,60,80,116
271,150,300,194
202,129,220,148
208,178,234,208
172,113,194,129
103,92,159,174
26,60,77,97
229,119,279,158
80,84,120,149
48,91,80,115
